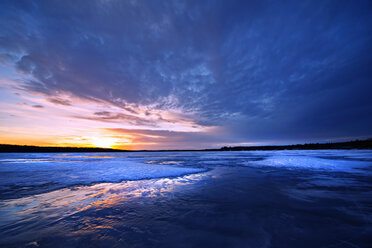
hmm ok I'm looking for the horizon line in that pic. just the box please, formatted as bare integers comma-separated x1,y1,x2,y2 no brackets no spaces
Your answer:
1,138,371,152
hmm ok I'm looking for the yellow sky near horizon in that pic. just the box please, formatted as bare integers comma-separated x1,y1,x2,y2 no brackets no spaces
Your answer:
0,77,221,150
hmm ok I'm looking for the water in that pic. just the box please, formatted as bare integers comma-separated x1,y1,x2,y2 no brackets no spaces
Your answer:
0,150,372,247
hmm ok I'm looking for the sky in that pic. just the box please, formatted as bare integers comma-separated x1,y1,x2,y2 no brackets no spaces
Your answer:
0,0,371,150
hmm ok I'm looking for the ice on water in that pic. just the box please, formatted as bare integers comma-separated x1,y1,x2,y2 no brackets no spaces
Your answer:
0,153,206,192
249,151,372,172
0,150,371,199
0,150,372,247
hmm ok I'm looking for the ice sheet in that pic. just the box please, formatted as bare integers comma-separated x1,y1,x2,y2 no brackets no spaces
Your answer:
0,153,206,191
248,154,372,172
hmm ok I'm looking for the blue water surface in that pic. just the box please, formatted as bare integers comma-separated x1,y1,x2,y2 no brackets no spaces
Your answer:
0,150,372,247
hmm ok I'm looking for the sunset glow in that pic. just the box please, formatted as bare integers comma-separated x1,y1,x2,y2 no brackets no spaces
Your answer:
0,77,218,149
0,0,371,149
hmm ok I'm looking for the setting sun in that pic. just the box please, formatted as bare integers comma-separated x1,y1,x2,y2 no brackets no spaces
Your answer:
91,137,120,149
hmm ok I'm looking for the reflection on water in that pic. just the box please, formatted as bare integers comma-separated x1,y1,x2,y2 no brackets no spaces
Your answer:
0,173,205,245
0,150,372,247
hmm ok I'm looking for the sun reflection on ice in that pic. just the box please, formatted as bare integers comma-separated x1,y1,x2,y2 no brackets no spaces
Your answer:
0,173,207,243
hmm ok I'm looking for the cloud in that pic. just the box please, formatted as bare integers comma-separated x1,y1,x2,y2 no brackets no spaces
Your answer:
1,0,372,146
32,104,43,108
16,102,43,109
48,98,72,106
74,111,157,126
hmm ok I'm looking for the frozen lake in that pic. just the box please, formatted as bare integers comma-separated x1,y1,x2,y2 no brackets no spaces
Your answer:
0,150,372,247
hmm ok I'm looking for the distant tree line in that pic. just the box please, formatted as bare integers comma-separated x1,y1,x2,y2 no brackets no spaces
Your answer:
220,139,372,151
0,144,126,153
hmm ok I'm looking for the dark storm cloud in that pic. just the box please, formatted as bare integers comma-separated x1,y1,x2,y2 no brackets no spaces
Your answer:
1,0,371,143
